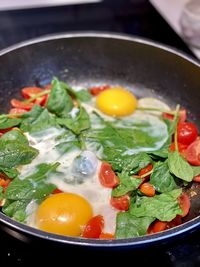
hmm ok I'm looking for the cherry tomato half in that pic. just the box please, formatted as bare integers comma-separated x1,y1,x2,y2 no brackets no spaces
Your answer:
9,108,27,115
139,182,155,197
162,109,187,123
193,175,200,182
138,164,153,179
89,85,110,96
152,221,168,233
52,188,63,194
21,87,42,99
177,122,198,145
110,194,130,211
169,142,188,157
82,215,104,238
185,139,200,166
178,192,190,217
10,99,34,111
99,162,119,188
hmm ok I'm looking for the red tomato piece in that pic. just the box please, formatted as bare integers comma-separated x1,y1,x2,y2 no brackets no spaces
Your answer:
110,194,130,211
0,177,11,192
99,162,119,188
162,109,187,123
169,142,188,158
177,122,198,145
193,175,200,182
52,188,63,194
139,182,155,197
10,99,34,111
9,108,27,115
178,192,190,217
138,164,153,179
89,85,110,96
152,221,168,233
21,87,42,99
185,139,200,166
167,215,182,228
82,215,104,238
99,233,115,239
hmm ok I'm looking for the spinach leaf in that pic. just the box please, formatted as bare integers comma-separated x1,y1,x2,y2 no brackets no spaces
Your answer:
104,150,152,175
59,80,92,102
55,141,81,154
2,199,28,222
20,105,44,131
192,166,200,177
1,129,28,145
0,116,22,129
150,160,177,193
57,107,90,135
0,140,38,168
168,151,194,182
5,163,59,200
21,107,58,133
47,78,73,117
73,89,92,102
112,172,141,197
130,189,183,221
0,186,3,200
0,167,19,179
115,212,155,238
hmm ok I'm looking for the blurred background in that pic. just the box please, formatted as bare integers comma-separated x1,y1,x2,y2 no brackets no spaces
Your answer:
0,0,199,59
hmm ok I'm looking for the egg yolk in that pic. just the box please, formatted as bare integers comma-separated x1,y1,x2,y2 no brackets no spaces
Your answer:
35,193,93,237
96,87,137,116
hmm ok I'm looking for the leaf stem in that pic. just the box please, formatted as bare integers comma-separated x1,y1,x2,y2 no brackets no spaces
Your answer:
136,107,176,115
24,89,51,103
140,170,153,179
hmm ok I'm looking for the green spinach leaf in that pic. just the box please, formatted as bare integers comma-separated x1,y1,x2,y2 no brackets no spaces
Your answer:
1,129,28,145
112,172,141,197
130,189,183,221
57,107,90,135
47,78,73,117
168,151,194,182
0,116,22,129
150,160,177,193
0,140,38,168
115,212,155,238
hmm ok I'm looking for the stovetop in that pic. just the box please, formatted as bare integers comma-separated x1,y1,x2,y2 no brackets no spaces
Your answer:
0,0,199,265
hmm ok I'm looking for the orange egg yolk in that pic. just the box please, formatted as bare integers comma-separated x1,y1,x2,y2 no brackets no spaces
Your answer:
35,193,93,237
96,86,137,116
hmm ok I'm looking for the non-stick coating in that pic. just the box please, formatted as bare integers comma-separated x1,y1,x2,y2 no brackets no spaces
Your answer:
0,33,200,248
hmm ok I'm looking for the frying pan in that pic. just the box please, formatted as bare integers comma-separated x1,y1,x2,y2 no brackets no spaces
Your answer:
0,32,200,250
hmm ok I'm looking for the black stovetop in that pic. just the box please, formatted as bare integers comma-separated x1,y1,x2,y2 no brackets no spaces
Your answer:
0,0,199,265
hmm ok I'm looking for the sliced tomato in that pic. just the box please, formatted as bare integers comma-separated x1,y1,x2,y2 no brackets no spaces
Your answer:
89,85,110,96
152,221,168,233
9,108,27,115
99,233,115,239
0,177,11,192
138,164,153,179
162,109,187,123
178,192,190,217
10,99,34,111
185,139,200,166
21,87,43,99
99,162,119,188
167,215,182,228
82,215,104,238
110,194,130,211
162,113,174,121
52,188,63,194
193,175,200,182
169,142,188,158
139,182,155,197
177,122,198,145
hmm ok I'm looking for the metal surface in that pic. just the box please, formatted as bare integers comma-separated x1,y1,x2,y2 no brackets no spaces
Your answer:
0,32,200,248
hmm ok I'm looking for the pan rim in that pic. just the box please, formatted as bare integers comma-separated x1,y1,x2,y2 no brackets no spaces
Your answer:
0,31,200,247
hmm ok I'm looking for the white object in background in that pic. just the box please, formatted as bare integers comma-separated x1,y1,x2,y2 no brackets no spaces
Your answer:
180,0,200,49
0,0,101,11
150,0,200,60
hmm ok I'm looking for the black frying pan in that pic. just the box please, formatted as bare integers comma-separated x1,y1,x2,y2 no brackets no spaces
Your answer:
0,32,200,249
